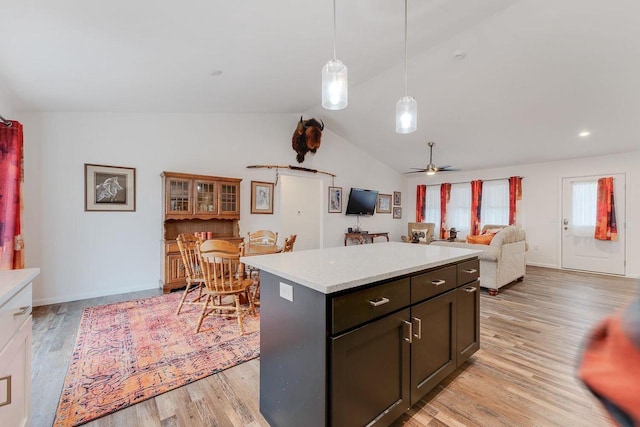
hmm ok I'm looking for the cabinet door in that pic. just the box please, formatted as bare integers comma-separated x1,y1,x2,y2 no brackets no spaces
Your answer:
0,317,31,427
456,280,480,366
331,308,411,427
410,290,456,405
193,179,217,215
166,253,187,285
218,181,240,216
166,178,192,216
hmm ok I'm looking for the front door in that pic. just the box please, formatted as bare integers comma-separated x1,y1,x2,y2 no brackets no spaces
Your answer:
561,174,625,275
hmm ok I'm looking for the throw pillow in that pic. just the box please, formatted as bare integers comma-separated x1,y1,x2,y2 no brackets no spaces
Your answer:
411,229,427,243
467,233,495,245
482,227,504,235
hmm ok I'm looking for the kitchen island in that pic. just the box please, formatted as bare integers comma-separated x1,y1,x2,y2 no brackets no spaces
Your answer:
242,242,482,427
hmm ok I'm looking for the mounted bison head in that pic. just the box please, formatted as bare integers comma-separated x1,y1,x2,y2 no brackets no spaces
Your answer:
292,116,324,163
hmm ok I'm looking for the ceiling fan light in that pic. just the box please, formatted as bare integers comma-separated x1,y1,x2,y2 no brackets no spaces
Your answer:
396,95,417,133
322,59,348,110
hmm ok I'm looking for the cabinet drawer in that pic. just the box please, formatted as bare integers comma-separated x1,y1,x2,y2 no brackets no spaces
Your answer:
332,278,410,335
0,283,32,351
457,259,480,285
411,265,457,304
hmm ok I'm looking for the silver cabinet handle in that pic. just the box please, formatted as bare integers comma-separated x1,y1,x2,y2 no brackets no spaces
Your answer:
13,306,30,317
464,286,477,293
412,317,422,339
0,376,11,407
403,320,413,343
431,279,445,286
369,297,389,307
463,268,477,274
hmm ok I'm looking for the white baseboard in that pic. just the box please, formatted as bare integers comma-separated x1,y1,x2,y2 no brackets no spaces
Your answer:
526,262,640,279
526,261,558,269
33,283,159,307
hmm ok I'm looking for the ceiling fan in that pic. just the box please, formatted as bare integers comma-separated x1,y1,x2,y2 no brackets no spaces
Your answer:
407,141,460,175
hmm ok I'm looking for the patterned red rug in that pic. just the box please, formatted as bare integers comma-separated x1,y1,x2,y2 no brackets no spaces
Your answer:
53,292,260,426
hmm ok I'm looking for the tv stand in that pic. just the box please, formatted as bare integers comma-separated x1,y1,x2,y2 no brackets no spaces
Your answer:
344,231,389,246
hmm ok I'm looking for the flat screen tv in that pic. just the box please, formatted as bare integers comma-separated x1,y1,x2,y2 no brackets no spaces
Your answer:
345,188,378,216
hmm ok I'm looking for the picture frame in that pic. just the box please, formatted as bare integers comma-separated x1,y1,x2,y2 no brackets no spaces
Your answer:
85,163,136,212
328,186,342,213
393,206,402,219
251,181,274,214
393,191,401,206
376,193,392,213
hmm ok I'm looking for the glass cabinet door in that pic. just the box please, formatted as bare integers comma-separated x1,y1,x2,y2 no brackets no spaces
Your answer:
219,181,240,215
166,178,192,215
194,179,217,215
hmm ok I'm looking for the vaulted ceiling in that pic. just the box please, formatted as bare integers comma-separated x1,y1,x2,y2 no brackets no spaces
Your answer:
2,0,639,173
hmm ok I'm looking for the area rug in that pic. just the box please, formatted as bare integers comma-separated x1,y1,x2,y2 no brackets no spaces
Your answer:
53,292,260,426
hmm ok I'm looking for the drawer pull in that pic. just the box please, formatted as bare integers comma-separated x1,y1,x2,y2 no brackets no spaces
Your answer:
463,268,478,274
403,320,413,343
369,297,390,307
464,286,477,293
412,317,422,339
431,279,446,286
0,376,10,408
13,306,31,317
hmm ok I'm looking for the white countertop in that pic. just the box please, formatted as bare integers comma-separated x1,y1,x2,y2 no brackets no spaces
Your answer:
0,268,40,306
242,242,481,294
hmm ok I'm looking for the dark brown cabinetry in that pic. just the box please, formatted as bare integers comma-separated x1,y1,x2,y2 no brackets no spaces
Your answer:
160,171,242,293
259,256,480,427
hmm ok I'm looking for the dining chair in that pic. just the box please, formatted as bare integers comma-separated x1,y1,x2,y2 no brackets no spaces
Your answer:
283,234,297,252
196,239,256,335
247,230,278,246
175,233,206,315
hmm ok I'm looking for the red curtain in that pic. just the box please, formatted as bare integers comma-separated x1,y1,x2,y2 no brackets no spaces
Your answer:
416,185,426,222
0,120,24,270
439,183,451,239
508,176,522,226
595,177,617,241
470,180,483,235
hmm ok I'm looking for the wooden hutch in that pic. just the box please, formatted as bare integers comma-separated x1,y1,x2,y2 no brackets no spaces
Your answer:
160,171,243,293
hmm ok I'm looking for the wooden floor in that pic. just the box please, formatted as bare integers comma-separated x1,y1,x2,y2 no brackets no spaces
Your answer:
31,266,637,427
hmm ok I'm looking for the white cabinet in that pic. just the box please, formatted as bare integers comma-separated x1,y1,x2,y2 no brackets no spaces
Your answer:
0,270,37,427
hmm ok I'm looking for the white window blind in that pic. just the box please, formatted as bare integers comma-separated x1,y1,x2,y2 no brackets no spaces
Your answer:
480,180,509,227
447,183,471,236
572,181,597,236
424,185,440,227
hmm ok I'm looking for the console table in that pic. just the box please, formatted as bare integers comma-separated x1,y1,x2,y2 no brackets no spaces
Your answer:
344,231,389,246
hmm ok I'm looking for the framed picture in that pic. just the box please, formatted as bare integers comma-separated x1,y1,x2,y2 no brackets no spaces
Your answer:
393,206,402,219
376,194,392,213
251,181,274,214
393,191,401,206
85,164,136,212
328,186,342,213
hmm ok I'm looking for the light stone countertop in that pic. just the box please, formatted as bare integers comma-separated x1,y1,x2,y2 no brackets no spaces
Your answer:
0,268,40,306
242,242,482,294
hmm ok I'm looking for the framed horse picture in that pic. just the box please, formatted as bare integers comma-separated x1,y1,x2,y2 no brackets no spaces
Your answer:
85,164,136,211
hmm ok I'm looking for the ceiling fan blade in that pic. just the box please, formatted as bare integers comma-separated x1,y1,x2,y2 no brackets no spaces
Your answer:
437,167,461,172
436,165,451,170
409,167,427,170
405,170,427,174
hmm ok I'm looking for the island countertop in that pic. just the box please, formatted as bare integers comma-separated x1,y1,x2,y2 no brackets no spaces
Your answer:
242,242,481,294
0,268,40,306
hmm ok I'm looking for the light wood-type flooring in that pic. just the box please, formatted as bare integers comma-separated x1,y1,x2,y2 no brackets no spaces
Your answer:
31,266,638,427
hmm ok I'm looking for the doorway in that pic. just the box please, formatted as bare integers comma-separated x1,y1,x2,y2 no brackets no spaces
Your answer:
561,174,625,275
279,175,322,251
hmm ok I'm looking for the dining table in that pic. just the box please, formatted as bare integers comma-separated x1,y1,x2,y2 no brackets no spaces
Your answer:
241,243,282,305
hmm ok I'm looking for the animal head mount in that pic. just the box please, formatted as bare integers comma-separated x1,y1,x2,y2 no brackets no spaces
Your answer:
292,116,324,163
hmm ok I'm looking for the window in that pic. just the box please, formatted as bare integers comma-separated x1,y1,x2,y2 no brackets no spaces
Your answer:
424,185,440,227
571,180,597,236
480,180,509,227
447,183,471,236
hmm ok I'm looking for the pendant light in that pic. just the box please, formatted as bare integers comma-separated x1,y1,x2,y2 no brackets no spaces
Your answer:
322,0,348,110
396,0,417,133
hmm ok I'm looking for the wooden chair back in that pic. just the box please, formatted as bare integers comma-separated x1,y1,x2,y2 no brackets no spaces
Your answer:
198,240,247,294
247,230,278,246
176,233,204,283
283,234,297,252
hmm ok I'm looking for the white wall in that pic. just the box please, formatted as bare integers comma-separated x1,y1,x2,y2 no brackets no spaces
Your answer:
407,150,640,278
17,112,407,305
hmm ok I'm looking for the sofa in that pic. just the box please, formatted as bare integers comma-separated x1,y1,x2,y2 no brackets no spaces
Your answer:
431,225,527,295
401,222,436,244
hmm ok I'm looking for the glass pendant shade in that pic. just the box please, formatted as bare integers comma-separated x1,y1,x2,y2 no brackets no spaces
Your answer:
322,59,348,110
396,95,417,133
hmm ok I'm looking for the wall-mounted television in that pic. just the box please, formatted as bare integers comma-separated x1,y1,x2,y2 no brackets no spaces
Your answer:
345,188,379,216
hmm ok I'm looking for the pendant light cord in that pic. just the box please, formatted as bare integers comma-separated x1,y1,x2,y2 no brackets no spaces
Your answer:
404,0,408,97
333,0,337,60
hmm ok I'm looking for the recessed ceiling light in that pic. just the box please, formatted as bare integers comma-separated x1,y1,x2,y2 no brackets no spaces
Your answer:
579,131,591,137
210,70,223,76
453,50,466,60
